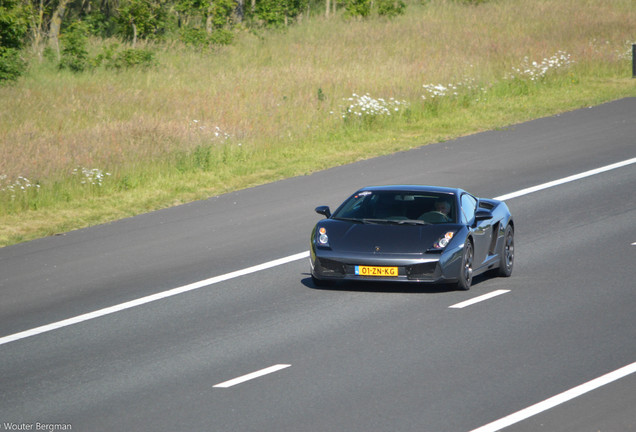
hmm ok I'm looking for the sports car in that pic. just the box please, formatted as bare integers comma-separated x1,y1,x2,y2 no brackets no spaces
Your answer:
310,185,514,290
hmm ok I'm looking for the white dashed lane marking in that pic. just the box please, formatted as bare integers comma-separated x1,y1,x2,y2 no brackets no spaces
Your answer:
213,364,292,388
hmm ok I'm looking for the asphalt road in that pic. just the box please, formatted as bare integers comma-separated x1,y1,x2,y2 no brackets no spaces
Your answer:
1,98,635,432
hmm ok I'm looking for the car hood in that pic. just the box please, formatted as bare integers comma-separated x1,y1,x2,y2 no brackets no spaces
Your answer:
320,220,462,255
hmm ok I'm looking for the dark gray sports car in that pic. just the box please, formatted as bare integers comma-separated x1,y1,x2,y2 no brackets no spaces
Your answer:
310,185,514,290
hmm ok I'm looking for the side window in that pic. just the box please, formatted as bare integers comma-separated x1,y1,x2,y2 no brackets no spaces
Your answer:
460,194,477,224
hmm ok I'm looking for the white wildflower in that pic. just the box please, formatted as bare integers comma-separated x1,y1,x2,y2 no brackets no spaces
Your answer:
73,167,111,186
340,93,408,120
0,175,39,198
190,120,232,141
506,51,574,81
421,76,477,100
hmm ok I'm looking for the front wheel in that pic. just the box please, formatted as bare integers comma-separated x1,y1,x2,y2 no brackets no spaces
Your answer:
457,239,474,291
497,225,514,277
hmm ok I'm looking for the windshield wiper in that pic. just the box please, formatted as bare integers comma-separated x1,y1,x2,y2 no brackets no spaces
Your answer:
332,217,365,223
361,218,429,225
396,219,430,225
361,218,393,224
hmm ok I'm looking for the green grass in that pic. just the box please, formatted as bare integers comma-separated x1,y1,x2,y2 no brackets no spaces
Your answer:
1,0,635,247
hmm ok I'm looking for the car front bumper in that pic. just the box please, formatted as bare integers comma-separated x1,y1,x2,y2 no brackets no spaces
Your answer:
310,246,463,284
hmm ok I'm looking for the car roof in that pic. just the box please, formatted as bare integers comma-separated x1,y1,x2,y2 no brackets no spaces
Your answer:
356,185,466,196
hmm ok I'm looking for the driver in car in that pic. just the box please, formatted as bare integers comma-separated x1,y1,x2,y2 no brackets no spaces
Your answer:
434,199,451,216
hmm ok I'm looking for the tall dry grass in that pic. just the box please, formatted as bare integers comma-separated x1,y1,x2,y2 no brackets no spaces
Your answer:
2,0,633,180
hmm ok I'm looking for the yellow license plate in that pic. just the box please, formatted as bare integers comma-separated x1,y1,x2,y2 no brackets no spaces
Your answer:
355,266,398,277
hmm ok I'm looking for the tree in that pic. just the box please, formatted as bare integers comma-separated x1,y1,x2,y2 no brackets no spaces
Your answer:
117,0,168,45
377,0,405,17
325,0,339,18
234,0,243,22
49,0,73,58
173,0,235,47
58,20,89,71
0,0,29,49
254,0,307,27
344,0,371,18
0,0,29,82
205,0,235,33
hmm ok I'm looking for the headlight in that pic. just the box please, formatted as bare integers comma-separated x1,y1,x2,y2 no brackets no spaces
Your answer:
317,227,330,247
433,231,455,249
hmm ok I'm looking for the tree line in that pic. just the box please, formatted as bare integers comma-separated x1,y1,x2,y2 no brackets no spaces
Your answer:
0,0,406,82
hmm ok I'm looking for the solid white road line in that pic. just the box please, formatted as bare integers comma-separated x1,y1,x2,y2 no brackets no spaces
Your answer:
1,157,634,347
469,361,636,432
493,157,636,201
0,252,309,347
449,290,510,309
213,364,291,388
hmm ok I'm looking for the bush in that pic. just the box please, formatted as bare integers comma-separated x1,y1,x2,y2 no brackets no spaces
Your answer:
58,22,90,72
254,0,308,27
116,0,170,41
0,46,26,83
345,0,372,18
179,27,234,47
179,27,208,47
92,43,156,70
208,28,234,45
0,0,29,82
112,48,155,68
108,48,155,69
84,11,117,37
377,0,406,17
0,0,29,50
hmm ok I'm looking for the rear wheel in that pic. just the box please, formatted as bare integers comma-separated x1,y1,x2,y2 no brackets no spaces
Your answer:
457,239,474,291
497,225,514,277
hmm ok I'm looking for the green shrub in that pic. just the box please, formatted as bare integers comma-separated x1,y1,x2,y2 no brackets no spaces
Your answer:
84,11,117,37
345,0,372,18
0,0,29,82
208,28,233,45
0,46,25,82
179,27,208,47
0,0,28,49
116,0,170,41
92,42,119,67
254,0,308,27
108,48,156,69
92,43,156,69
179,27,234,47
58,22,90,72
377,0,406,17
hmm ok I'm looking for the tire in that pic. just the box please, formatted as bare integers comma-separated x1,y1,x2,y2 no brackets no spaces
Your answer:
457,239,474,291
497,225,514,277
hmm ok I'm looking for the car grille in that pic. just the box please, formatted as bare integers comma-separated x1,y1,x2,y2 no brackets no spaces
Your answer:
315,258,346,276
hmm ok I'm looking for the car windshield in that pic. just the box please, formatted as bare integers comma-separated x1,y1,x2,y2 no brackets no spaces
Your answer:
332,190,457,224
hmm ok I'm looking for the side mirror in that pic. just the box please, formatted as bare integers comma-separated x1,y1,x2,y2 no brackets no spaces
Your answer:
315,206,331,218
